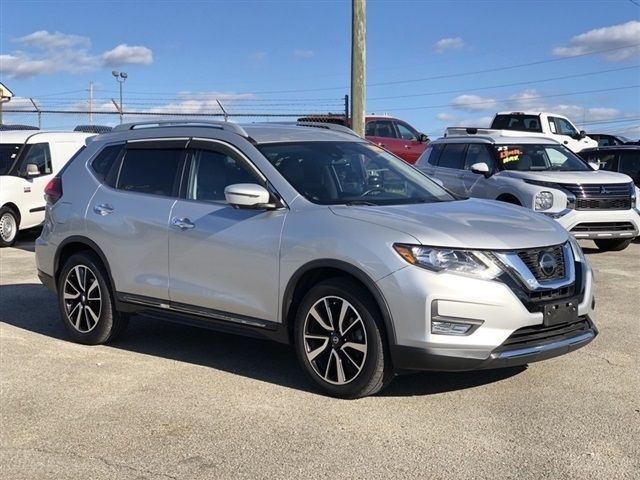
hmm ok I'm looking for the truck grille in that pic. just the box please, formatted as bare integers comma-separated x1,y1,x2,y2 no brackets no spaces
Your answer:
561,183,631,198
516,244,566,282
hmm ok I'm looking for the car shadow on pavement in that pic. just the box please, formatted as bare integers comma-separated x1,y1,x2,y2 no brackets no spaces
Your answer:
1,282,526,398
12,229,41,253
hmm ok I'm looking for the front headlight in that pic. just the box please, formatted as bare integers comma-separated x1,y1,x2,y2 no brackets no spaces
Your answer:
567,235,587,264
393,244,503,279
535,191,553,211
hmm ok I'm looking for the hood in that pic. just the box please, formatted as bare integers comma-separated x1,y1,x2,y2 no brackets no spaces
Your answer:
502,170,633,185
330,199,568,250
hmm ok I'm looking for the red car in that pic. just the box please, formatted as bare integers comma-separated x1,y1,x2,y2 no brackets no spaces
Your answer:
299,115,429,164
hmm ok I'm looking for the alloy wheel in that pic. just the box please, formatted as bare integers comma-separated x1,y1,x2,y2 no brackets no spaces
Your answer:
303,296,368,385
63,265,102,333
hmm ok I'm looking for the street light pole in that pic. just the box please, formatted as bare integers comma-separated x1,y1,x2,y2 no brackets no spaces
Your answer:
112,71,128,123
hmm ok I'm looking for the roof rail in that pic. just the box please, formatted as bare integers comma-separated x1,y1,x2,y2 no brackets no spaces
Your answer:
111,120,249,137
296,121,361,138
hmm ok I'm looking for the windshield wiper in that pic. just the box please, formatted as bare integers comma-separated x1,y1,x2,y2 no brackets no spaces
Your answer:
344,200,378,206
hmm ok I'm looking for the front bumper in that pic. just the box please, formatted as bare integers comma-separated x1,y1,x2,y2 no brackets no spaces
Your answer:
376,257,595,372
553,208,640,240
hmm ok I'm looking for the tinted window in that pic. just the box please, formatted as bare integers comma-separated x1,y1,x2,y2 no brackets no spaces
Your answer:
17,143,52,175
259,141,453,205
91,144,124,182
0,144,21,175
437,144,466,169
416,144,442,168
619,151,640,183
491,115,541,132
117,148,183,196
395,122,417,140
367,120,396,138
464,144,495,170
186,149,258,203
596,136,614,147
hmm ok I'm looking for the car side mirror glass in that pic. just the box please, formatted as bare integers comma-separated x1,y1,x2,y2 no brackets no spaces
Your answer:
579,130,587,139
224,183,273,209
25,163,40,177
470,162,490,175
418,133,429,143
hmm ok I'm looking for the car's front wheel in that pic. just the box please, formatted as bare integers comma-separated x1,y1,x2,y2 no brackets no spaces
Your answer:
0,206,19,248
57,252,128,344
294,278,391,398
594,238,633,252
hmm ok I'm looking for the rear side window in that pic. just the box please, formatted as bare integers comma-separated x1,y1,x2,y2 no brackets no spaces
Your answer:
91,144,124,183
492,115,541,132
437,144,466,169
366,120,397,138
619,151,640,181
117,148,184,197
464,144,495,170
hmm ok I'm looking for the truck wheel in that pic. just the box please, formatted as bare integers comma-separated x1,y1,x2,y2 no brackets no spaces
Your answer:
0,207,19,247
594,238,633,252
294,278,391,398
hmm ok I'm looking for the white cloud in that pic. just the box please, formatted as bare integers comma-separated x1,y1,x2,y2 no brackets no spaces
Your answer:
133,91,257,116
451,94,498,112
552,20,640,62
249,51,267,61
102,44,153,66
0,30,153,79
435,112,456,122
294,49,314,59
433,37,464,54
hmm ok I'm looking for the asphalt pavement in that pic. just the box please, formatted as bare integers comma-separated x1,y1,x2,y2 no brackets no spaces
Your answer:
1,231,638,479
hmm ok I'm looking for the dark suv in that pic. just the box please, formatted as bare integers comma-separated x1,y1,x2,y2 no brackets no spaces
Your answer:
579,145,640,187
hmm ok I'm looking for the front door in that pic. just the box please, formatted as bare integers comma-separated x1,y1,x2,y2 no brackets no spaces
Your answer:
14,142,54,228
168,140,285,323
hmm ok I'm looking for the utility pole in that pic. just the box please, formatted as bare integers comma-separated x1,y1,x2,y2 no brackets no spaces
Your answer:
351,0,366,137
88,81,94,125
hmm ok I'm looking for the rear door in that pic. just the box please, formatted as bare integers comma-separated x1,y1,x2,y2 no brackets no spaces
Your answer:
85,139,187,300
431,143,467,195
461,143,496,198
168,139,285,323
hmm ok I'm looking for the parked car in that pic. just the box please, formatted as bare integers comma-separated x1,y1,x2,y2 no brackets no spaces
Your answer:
417,128,639,252
490,112,597,153
587,134,638,147
0,130,92,247
36,120,597,398
578,145,640,187
298,115,429,163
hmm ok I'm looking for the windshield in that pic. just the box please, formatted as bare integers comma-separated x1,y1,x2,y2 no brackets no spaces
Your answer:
495,144,592,172
0,144,22,175
258,141,455,205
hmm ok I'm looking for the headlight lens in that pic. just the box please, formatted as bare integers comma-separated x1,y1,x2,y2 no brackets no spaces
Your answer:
535,191,553,211
393,244,503,279
568,235,587,263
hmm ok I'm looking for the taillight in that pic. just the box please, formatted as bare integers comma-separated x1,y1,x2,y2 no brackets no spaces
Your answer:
44,177,63,204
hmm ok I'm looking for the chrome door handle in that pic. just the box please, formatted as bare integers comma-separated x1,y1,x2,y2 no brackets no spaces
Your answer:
378,143,386,147
93,203,114,216
172,217,195,230
404,145,411,149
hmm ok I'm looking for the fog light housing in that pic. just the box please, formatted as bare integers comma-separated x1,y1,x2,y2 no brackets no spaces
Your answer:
535,191,553,211
431,320,474,335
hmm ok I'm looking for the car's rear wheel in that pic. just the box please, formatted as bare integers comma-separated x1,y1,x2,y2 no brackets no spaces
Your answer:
0,207,19,248
594,238,633,252
57,252,128,344
294,278,390,398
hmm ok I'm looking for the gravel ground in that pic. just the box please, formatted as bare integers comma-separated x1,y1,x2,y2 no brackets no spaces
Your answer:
1,231,639,479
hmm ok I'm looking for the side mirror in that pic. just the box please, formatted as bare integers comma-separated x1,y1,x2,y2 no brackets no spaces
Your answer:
470,162,490,176
224,183,274,209
25,164,40,177
579,130,587,139
418,133,429,143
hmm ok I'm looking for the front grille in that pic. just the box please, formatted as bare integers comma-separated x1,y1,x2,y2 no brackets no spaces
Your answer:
496,316,591,351
516,244,566,282
575,198,632,210
561,183,631,198
571,222,636,233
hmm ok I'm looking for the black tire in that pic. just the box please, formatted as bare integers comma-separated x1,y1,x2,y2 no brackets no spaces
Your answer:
294,277,391,399
594,238,633,252
0,206,19,248
57,251,128,344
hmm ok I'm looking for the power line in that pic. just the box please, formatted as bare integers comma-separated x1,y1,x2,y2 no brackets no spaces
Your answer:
387,85,640,111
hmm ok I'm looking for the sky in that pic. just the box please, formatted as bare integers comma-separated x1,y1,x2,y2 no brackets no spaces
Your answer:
1,0,639,138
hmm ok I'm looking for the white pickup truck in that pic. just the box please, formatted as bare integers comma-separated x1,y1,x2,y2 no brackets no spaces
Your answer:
490,112,597,153
0,130,92,247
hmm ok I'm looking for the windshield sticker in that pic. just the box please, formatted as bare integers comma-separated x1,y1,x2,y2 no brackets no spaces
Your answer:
497,146,521,164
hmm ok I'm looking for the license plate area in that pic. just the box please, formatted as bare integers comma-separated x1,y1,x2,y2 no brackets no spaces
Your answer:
543,300,578,326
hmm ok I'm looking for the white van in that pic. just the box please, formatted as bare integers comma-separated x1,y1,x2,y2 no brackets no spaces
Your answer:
490,112,597,153
0,130,92,247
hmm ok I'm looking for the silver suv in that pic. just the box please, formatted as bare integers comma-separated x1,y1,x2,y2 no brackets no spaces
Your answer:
35,121,597,398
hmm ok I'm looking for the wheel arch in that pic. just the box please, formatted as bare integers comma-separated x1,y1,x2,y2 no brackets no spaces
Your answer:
281,259,396,347
54,236,116,292
496,193,523,205
1,202,22,225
